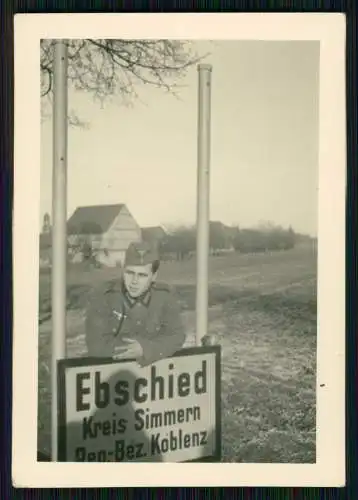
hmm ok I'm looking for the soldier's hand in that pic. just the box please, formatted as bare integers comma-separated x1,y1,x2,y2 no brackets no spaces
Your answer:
201,334,218,346
113,338,144,361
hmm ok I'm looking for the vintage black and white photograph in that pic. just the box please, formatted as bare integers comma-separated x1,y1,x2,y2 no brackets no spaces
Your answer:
13,14,345,487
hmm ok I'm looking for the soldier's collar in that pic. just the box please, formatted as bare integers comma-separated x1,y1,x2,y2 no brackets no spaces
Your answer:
121,282,153,308
140,287,152,307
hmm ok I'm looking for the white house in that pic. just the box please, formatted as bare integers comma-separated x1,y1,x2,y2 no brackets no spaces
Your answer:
67,204,142,267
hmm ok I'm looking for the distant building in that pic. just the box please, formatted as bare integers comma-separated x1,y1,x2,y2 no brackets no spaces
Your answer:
141,226,168,245
67,204,142,266
209,221,237,253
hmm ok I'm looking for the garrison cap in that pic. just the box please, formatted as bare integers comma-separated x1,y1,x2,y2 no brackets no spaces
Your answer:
124,241,159,267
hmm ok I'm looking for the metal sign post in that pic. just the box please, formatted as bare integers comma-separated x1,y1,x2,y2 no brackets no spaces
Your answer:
196,64,212,346
51,39,68,461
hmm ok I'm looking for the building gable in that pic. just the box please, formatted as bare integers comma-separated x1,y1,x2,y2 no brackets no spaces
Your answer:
101,206,142,250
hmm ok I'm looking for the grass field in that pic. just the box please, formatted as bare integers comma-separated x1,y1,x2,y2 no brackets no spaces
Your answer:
38,245,317,463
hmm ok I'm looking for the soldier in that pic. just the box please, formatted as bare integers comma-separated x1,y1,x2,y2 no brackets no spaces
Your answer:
85,241,186,366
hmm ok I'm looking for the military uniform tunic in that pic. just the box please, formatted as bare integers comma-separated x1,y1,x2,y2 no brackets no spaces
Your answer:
85,280,186,367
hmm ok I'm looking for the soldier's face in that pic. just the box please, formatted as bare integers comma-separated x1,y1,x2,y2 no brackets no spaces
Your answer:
123,264,157,298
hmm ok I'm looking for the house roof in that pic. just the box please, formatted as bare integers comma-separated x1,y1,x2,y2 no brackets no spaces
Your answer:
67,204,125,235
209,221,238,238
141,226,167,241
209,220,230,233
210,220,225,229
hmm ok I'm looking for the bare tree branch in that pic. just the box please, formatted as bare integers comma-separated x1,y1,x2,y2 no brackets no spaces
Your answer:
40,39,208,126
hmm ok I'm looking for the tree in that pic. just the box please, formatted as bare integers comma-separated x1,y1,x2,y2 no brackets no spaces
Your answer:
159,225,196,261
233,223,296,253
67,222,103,266
42,213,51,234
41,39,205,124
209,222,227,252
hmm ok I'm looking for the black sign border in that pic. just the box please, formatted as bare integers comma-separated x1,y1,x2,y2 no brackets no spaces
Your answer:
57,345,221,463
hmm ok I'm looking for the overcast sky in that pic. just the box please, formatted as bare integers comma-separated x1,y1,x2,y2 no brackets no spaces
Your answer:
40,40,319,236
